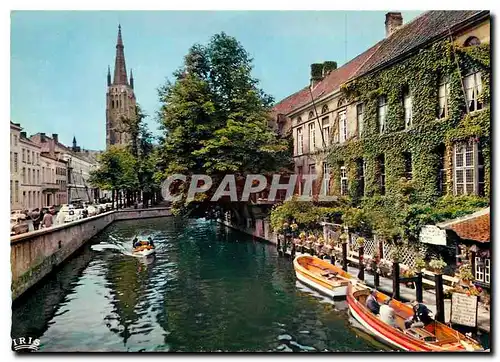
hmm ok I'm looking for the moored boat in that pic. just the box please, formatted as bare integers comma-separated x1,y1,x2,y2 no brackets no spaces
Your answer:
346,283,484,352
293,255,355,298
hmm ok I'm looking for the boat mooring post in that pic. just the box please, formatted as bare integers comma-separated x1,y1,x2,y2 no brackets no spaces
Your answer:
291,240,296,259
342,242,348,272
392,261,400,300
277,235,282,254
434,273,445,323
358,245,365,281
330,251,335,265
416,272,423,303
283,235,289,256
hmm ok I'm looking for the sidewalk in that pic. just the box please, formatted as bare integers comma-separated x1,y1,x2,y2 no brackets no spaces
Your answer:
287,251,490,333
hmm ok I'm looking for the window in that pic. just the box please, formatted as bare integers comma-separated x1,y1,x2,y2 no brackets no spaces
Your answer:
454,141,484,196
308,111,314,120
321,105,329,115
437,145,447,196
22,167,26,184
377,154,386,195
28,169,31,184
15,181,19,202
309,123,316,152
309,164,316,196
27,151,30,164
22,149,25,163
297,166,303,194
339,111,347,143
356,103,364,137
438,75,451,119
14,153,18,172
340,165,348,196
297,127,303,155
378,96,387,133
464,36,481,47
32,151,35,164
464,71,483,112
14,135,18,146
42,167,45,182
323,162,330,195
322,117,330,146
37,153,39,165
403,87,412,128
403,152,412,180
10,181,12,204
475,257,490,284
37,170,40,184
355,158,365,197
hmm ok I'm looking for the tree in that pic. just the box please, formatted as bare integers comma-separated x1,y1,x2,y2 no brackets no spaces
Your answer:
157,32,293,214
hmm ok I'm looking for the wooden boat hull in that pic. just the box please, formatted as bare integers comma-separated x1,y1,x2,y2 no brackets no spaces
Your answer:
346,283,483,352
293,255,354,298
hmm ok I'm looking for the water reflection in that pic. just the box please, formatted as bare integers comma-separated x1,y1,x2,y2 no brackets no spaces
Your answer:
12,217,377,352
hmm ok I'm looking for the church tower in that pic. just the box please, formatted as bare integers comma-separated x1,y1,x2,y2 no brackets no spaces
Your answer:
106,25,137,149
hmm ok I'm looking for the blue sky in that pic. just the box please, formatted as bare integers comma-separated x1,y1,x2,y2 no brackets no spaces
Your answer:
11,10,423,150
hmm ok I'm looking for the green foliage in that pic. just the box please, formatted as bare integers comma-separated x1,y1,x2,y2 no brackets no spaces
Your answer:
323,61,338,73
325,40,490,242
333,40,490,203
158,32,293,181
270,197,323,231
89,146,138,191
310,63,323,79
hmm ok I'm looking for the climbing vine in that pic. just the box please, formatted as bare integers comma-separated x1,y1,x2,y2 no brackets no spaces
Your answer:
323,40,490,241
330,41,490,202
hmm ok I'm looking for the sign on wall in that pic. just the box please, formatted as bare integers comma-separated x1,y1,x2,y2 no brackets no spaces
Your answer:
419,225,448,246
450,293,478,328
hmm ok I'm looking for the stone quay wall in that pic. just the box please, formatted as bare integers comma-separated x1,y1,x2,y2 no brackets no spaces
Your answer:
10,207,171,300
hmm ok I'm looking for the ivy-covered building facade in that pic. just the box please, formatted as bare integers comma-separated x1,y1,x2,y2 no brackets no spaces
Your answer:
272,11,490,284
330,10,490,204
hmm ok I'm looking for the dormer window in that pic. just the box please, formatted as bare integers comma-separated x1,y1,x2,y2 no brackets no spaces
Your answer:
464,36,481,47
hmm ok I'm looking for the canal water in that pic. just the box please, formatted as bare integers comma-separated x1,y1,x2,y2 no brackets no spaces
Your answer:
11,217,383,352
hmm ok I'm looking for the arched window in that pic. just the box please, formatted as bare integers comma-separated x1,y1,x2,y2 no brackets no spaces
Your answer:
337,98,346,108
308,111,314,119
321,105,329,114
464,36,481,47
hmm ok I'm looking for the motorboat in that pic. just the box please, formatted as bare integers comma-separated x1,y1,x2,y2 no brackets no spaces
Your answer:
346,283,484,351
132,239,156,257
293,255,355,298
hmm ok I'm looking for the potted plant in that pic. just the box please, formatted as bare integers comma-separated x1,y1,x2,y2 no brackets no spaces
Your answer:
355,237,366,250
458,263,474,285
290,222,299,237
415,256,426,273
429,257,447,274
339,233,349,244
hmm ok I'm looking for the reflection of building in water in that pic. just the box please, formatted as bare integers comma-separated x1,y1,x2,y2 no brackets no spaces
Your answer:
11,245,94,339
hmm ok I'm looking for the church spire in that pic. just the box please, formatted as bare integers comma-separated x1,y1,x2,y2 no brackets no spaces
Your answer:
130,69,134,89
113,24,128,85
107,65,111,86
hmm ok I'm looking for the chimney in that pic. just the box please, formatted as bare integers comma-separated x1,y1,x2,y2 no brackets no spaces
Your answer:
20,131,27,139
310,63,324,88
52,133,58,143
385,12,403,37
322,61,337,77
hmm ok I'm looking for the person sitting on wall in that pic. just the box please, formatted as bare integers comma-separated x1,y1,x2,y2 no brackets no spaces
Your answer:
405,300,434,329
366,289,380,315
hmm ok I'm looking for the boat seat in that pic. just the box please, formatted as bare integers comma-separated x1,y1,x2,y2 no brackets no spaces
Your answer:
404,327,436,342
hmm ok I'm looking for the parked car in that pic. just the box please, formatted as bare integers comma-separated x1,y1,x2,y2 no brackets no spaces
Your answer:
11,214,29,235
56,204,77,224
86,205,98,216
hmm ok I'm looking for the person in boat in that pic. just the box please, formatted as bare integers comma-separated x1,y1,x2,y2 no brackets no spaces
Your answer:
405,300,434,329
132,237,141,248
379,298,399,330
366,290,380,315
147,237,155,248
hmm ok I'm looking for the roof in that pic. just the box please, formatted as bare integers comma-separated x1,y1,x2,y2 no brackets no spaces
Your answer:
354,10,487,78
438,207,490,243
272,10,488,118
272,42,380,117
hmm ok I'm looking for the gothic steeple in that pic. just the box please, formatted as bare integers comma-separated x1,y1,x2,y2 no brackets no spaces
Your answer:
130,69,134,89
113,25,128,85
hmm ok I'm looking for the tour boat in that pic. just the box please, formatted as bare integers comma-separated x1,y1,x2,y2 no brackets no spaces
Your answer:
132,240,156,257
346,283,484,352
293,255,355,298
